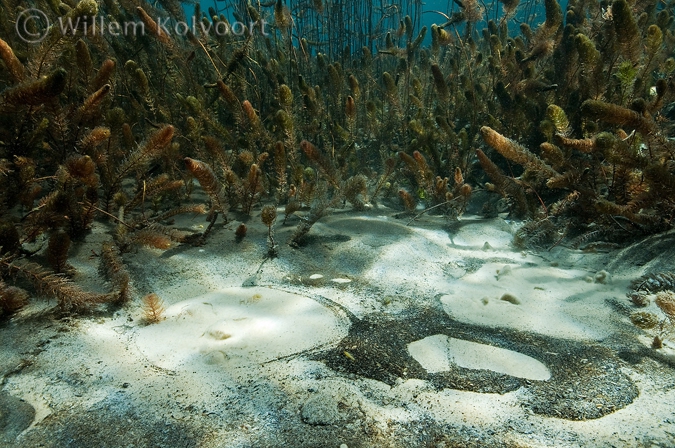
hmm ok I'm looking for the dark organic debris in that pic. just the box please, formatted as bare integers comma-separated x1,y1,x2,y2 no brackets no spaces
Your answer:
313,307,639,420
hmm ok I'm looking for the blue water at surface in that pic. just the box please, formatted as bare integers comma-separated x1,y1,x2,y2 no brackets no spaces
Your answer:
182,0,564,47
183,0,675,56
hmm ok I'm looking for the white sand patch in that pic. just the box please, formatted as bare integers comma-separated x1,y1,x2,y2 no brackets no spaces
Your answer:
414,388,522,426
440,262,619,340
390,379,521,426
447,217,516,249
135,287,348,371
361,225,460,290
408,334,550,380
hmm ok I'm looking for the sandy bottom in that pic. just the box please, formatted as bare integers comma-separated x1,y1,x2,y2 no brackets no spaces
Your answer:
135,287,348,371
1,209,675,447
408,335,551,380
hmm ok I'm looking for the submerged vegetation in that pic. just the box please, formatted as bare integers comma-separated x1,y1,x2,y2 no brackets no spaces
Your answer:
0,0,674,317
629,271,675,347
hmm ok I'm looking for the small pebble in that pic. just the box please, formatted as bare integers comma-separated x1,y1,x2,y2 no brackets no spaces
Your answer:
331,278,351,284
500,293,520,305
594,270,610,284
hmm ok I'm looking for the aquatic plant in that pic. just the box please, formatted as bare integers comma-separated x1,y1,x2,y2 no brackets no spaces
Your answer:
0,0,673,316
235,223,248,242
651,291,675,348
0,281,29,317
99,241,131,304
142,292,166,324
630,311,659,329
628,273,675,348
1,254,114,311
46,230,74,275
631,272,675,294
261,204,278,257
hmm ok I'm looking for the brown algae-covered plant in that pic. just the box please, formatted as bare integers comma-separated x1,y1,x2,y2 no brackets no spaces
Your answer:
261,204,278,257
627,273,675,348
142,292,166,324
0,0,673,317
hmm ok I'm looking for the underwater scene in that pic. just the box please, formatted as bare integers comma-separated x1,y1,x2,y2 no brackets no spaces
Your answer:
1,0,675,446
